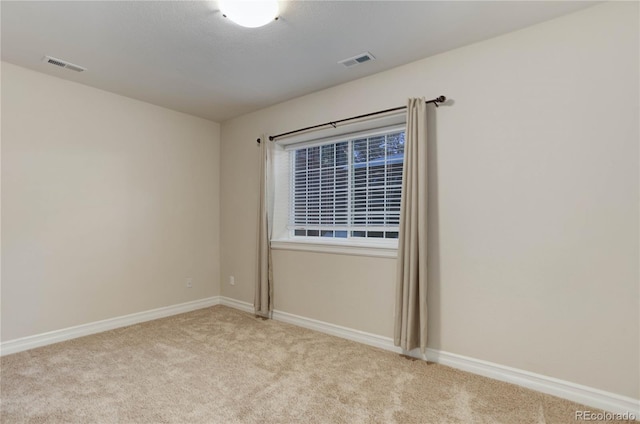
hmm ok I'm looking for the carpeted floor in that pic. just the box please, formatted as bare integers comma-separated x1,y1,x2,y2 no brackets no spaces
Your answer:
0,305,630,423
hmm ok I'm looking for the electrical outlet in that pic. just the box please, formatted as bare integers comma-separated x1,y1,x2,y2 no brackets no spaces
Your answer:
229,276,235,285
186,278,193,288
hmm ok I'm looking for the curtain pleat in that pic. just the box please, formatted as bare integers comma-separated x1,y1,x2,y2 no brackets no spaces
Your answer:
255,135,274,317
394,98,428,353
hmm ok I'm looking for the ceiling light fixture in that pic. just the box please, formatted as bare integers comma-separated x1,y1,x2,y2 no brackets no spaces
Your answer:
219,0,279,28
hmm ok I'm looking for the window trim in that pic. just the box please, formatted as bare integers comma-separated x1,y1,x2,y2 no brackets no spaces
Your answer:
271,117,406,256
270,238,398,258
288,125,405,242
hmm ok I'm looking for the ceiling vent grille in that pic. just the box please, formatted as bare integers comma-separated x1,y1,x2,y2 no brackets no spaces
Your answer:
43,56,86,72
338,52,376,68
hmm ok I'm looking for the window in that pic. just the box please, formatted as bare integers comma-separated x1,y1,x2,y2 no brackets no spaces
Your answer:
288,126,404,242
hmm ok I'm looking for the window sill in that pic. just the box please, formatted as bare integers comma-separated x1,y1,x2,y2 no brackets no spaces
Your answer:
270,239,398,258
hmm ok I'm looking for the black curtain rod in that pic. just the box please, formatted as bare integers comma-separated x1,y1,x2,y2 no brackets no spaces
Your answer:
258,95,446,143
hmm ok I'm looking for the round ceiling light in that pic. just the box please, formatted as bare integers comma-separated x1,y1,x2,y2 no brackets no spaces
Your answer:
219,0,279,28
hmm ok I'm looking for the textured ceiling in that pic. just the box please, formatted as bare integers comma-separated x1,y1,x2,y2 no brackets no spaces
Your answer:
1,1,597,122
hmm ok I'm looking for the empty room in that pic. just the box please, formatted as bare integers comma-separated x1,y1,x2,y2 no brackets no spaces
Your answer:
1,1,638,422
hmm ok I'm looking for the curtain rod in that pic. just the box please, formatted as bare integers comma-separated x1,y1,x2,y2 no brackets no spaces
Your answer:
258,95,446,144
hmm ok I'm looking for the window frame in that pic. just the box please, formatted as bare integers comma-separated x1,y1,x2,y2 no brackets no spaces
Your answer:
270,121,405,258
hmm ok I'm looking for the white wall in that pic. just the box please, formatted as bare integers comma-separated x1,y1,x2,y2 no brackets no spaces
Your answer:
220,2,639,399
1,62,221,341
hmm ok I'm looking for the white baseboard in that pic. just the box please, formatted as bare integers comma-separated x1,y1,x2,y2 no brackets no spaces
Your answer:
219,296,640,417
274,308,400,353
422,349,640,418
0,296,220,356
219,296,255,314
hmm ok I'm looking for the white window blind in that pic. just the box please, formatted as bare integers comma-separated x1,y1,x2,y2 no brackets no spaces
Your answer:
289,126,405,241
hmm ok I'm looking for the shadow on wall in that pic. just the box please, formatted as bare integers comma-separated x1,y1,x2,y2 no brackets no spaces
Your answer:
427,101,444,350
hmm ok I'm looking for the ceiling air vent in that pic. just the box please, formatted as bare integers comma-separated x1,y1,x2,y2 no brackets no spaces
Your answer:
42,56,86,72
338,52,376,68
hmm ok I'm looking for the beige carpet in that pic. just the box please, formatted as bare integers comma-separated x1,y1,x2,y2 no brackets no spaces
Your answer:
0,305,630,423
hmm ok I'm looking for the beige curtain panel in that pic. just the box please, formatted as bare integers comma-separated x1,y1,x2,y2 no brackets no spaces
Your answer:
394,98,428,353
255,135,274,317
